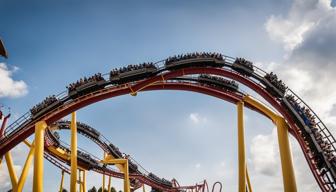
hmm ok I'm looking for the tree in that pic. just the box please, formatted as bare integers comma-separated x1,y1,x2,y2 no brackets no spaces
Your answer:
89,186,117,192
88,186,97,192
110,187,117,192
98,187,108,192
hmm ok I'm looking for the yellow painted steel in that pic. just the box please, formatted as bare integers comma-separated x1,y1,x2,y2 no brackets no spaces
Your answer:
243,95,297,192
33,121,47,192
275,117,297,192
79,169,83,192
59,171,65,192
17,142,35,192
102,152,106,191
5,152,18,190
23,140,32,148
107,176,111,192
101,158,130,192
48,147,70,160
102,172,106,192
237,101,246,192
70,112,78,192
246,168,252,192
103,154,126,172
83,170,87,192
124,159,130,192
243,95,278,121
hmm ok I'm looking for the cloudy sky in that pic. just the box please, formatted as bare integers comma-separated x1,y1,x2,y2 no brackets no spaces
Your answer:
0,0,335,191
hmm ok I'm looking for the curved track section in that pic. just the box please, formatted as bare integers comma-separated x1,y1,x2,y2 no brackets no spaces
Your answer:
1,53,335,191
45,120,207,192
51,121,176,191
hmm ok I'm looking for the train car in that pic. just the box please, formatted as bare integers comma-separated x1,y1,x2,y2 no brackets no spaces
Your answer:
30,97,63,120
108,143,123,158
51,131,60,147
232,58,254,76
110,64,158,84
85,125,100,139
68,76,107,99
56,121,69,130
129,159,138,172
150,188,163,192
77,123,100,139
198,74,239,92
77,151,97,170
282,96,313,133
96,162,106,169
282,97,329,165
161,178,173,187
263,79,285,98
263,73,286,98
45,130,60,147
148,173,161,183
165,56,224,71
77,124,86,134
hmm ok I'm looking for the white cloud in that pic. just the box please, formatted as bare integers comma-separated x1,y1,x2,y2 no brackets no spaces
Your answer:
266,15,314,51
261,2,336,190
195,163,201,169
249,129,319,192
265,0,336,127
189,113,207,124
0,63,28,98
265,0,333,51
250,128,278,176
0,143,33,191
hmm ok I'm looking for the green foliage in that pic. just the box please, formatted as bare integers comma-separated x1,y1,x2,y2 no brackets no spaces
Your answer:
110,187,117,192
88,186,118,192
88,186,97,192
98,187,108,192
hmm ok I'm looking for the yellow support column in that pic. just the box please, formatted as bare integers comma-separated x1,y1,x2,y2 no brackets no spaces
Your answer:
5,152,18,190
102,173,106,192
79,169,82,192
33,121,47,192
83,170,87,192
237,101,246,192
101,158,130,192
142,184,146,192
276,117,297,192
70,112,77,192
243,95,297,192
103,152,106,192
246,168,252,192
59,171,65,192
124,159,130,192
107,176,111,192
17,143,35,192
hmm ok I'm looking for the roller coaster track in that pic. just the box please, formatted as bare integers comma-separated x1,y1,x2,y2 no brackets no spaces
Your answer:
44,120,210,192
1,54,335,191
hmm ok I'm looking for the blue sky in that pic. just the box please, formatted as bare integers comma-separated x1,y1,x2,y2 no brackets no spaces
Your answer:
1,0,336,191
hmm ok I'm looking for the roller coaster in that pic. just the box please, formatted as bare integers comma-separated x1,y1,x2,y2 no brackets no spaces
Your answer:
1,50,336,192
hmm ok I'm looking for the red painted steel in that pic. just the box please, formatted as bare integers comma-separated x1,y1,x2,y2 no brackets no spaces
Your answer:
0,67,328,191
